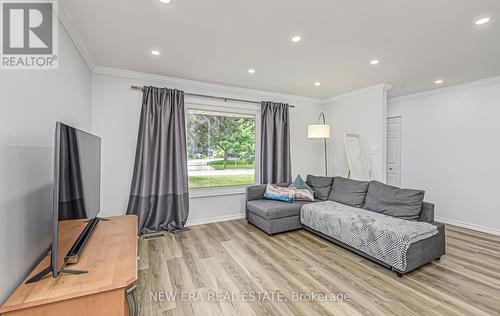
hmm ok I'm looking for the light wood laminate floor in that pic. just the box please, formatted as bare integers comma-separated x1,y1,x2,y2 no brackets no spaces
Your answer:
138,220,500,316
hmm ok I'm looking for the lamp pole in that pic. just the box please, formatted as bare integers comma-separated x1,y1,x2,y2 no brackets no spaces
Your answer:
307,113,331,177
318,112,328,177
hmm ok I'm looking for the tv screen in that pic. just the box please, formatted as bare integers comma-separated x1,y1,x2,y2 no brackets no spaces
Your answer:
52,122,101,277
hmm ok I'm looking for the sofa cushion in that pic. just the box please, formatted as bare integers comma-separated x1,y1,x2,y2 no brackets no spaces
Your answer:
290,175,314,193
364,181,425,221
328,177,369,208
306,175,334,200
247,200,312,220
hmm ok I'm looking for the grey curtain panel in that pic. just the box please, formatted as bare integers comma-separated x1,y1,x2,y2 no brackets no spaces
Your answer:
260,101,292,184
127,86,189,234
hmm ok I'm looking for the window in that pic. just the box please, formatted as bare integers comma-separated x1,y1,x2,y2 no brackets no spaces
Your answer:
187,108,257,189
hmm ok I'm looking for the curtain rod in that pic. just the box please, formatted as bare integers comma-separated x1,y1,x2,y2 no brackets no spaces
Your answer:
130,85,295,108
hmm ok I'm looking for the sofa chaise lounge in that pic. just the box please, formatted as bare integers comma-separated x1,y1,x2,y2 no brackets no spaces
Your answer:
245,176,446,276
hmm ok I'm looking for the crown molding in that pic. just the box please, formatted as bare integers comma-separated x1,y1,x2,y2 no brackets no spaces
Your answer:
389,75,500,104
93,66,394,105
58,0,96,71
93,66,323,104
319,83,392,105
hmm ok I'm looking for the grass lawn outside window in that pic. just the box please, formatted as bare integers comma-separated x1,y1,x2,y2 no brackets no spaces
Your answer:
188,174,255,188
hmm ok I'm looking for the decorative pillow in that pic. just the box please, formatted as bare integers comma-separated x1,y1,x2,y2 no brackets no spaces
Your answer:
263,184,294,203
364,181,425,221
328,176,369,208
290,175,314,193
293,188,315,202
306,175,334,201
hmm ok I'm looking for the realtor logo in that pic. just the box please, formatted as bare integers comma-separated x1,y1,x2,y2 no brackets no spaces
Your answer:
1,0,58,69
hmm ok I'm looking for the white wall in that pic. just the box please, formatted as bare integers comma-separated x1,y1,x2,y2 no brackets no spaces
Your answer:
323,84,388,181
0,25,92,303
91,70,325,223
388,78,500,234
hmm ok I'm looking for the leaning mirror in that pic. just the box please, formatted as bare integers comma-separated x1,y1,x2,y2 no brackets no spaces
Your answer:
343,133,371,181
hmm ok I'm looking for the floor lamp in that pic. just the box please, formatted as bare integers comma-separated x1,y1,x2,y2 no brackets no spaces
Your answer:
307,112,331,177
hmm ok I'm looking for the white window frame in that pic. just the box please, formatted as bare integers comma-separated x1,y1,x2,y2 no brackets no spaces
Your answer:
185,99,261,198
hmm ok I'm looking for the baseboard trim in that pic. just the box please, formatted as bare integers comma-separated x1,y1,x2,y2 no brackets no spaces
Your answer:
187,214,500,235
186,213,245,227
435,216,500,236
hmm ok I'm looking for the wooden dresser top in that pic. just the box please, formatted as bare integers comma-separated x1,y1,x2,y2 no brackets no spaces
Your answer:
0,215,138,313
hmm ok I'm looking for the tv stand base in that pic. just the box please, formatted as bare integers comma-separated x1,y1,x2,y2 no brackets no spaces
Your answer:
61,268,88,275
26,266,89,284
25,266,52,284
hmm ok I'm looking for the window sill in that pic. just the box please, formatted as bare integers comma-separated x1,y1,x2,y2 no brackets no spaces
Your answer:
189,185,250,199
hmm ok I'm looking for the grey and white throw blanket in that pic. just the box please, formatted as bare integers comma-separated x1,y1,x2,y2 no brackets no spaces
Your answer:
300,201,438,271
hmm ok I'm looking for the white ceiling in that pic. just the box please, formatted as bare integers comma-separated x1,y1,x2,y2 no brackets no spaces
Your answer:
62,0,500,98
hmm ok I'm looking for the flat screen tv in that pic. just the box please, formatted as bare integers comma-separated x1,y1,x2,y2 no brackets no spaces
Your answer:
27,122,101,283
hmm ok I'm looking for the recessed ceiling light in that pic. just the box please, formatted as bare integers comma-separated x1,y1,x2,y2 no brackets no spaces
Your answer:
370,59,380,65
314,82,321,86
434,79,444,84
248,68,256,74
475,17,491,25
159,0,172,4
291,36,302,43
151,50,160,56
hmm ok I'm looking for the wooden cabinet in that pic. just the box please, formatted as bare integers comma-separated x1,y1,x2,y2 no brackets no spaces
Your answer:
0,215,138,316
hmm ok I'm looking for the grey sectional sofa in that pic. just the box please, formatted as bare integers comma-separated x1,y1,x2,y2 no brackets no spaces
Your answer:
245,176,446,276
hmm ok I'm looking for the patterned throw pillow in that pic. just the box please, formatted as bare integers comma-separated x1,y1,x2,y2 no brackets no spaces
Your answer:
293,188,315,202
263,184,295,203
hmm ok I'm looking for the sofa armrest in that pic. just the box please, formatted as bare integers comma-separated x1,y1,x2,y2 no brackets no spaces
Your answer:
419,202,435,223
246,184,267,202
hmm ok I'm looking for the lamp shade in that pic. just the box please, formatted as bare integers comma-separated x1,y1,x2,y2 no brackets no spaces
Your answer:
307,124,331,139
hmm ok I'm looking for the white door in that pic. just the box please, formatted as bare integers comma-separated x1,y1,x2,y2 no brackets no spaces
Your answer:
386,117,401,186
